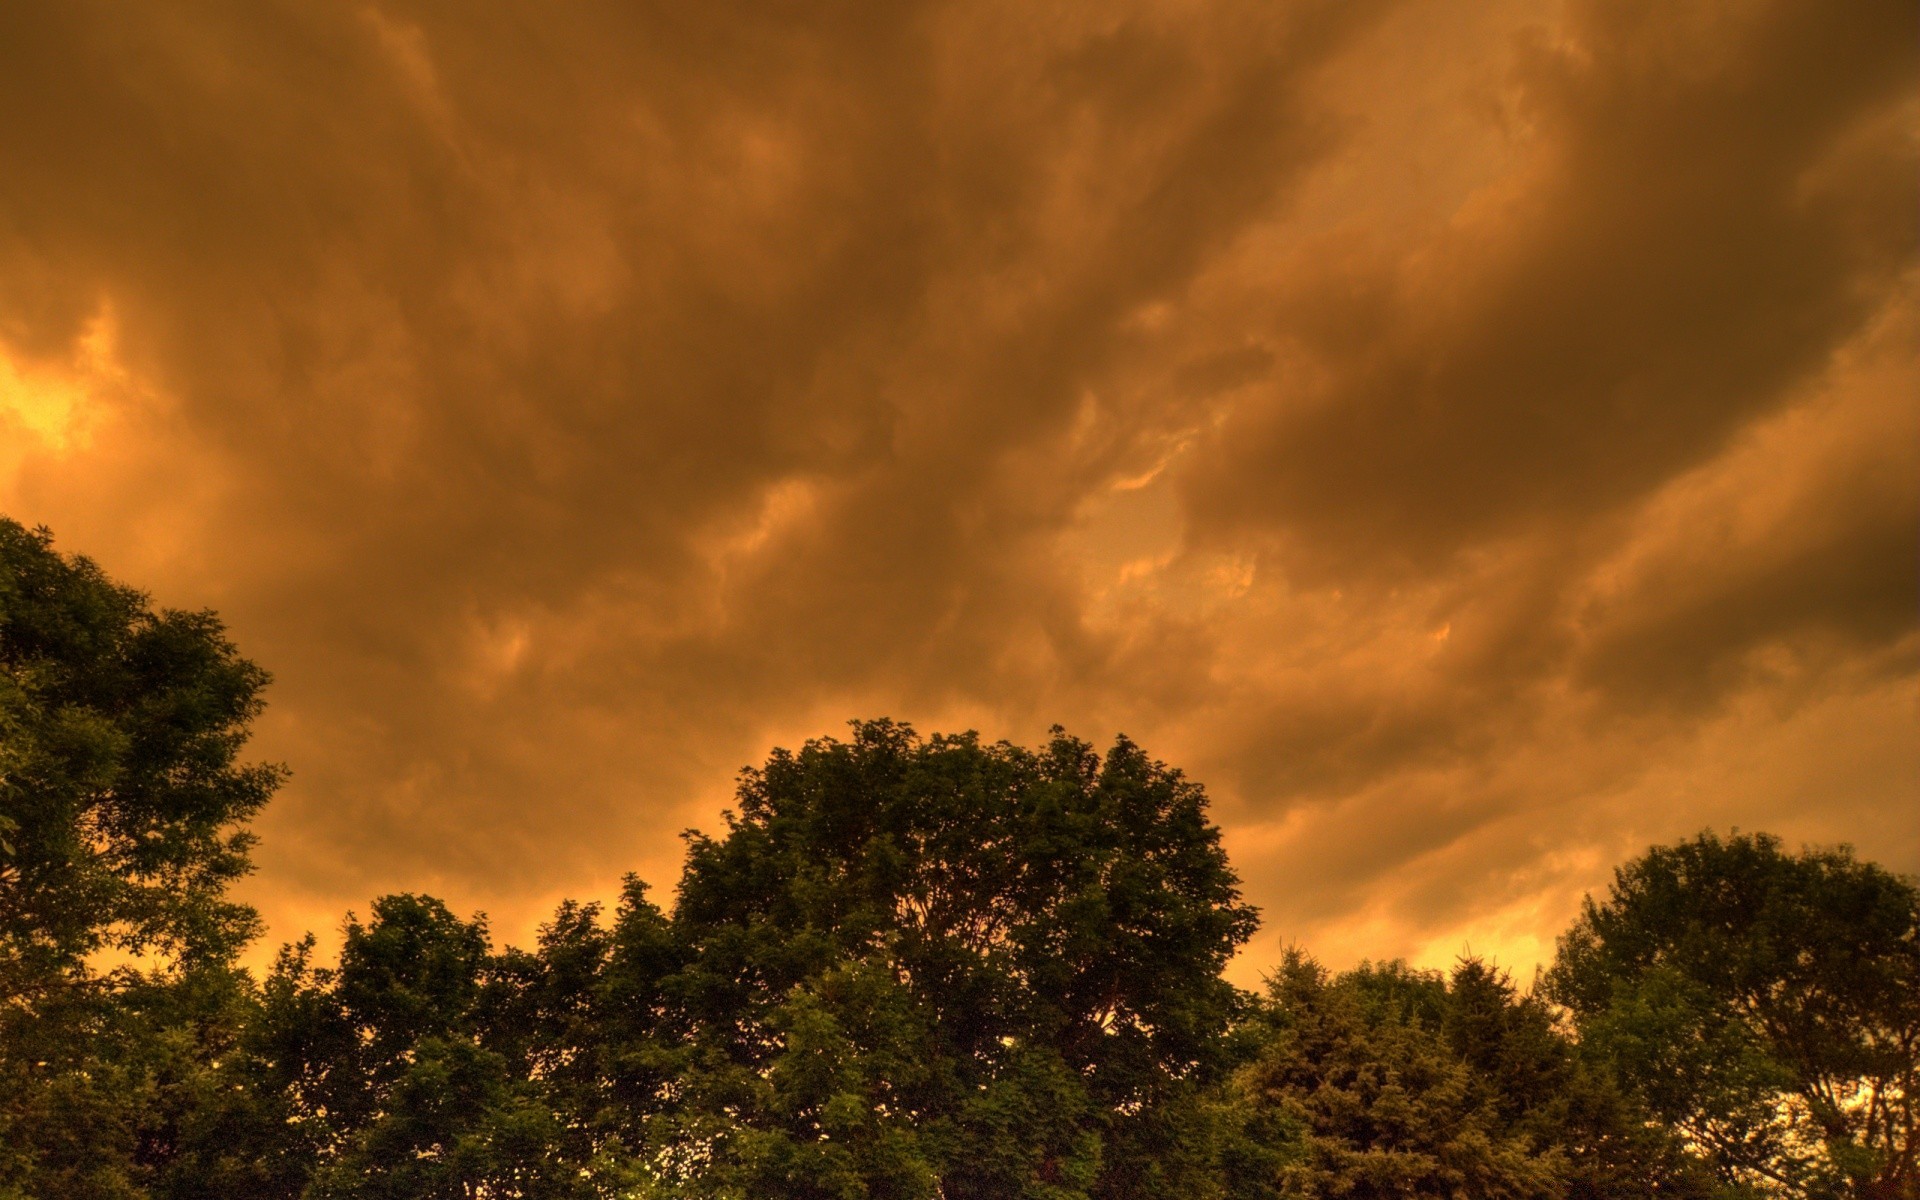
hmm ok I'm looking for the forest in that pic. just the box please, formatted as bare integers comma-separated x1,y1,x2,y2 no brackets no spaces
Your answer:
2,515,1916,1199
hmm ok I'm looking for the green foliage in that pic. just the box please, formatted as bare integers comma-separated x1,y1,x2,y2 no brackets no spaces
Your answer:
1548,831,1920,1199
0,518,281,1197
242,895,595,1199
220,717,1265,1200
0,521,280,979
5,515,1915,1200
631,720,1260,1199
1440,957,1713,1200
1221,949,1722,1200
1227,952,1557,1200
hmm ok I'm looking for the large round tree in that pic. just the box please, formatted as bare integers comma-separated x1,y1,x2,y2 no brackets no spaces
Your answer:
625,719,1260,1200
1548,831,1920,1200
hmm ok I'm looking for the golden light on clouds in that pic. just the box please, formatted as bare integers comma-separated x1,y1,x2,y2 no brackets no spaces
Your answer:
1,0,1912,979
0,305,121,457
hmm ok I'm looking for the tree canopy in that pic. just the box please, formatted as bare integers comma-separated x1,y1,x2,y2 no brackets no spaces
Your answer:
0,517,282,1199
650,719,1260,1198
2,515,1915,1199
0,519,278,992
1548,831,1920,1199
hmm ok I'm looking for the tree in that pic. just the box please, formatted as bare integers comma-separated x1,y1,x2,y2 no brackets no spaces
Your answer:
1548,831,1920,1199
1219,951,1718,1200
239,894,596,1200
621,719,1260,1199
1439,957,1715,1200
0,517,282,1198
1225,952,1564,1200
23,504,1914,1198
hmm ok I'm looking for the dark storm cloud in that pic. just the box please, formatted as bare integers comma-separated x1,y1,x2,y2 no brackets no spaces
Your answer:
0,0,1911,971
1186,0,1914,567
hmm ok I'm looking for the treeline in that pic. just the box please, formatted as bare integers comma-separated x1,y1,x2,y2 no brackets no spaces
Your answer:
2,517,1916,1199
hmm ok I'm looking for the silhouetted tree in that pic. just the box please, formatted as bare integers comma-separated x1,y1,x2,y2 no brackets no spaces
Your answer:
242,895,593,1199
1549,831,1920,1199
622,719,1260,1199
1226,953,1562,1199
0,518,281,1198
1439,957,1712,1200
12,512,1915,1200
1219,950,1719,1200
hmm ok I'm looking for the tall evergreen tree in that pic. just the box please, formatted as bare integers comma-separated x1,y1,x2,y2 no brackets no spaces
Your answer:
1218,951,1718,1200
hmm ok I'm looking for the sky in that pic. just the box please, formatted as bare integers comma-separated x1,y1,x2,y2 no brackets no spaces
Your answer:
1,0,1914,983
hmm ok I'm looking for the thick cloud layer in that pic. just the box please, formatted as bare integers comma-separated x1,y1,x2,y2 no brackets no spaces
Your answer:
2,0,1912,976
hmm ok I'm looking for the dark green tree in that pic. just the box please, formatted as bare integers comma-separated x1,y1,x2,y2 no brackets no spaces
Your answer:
1220,951,1717,1200
0,517,281,1198
22,508,1914,1200
618,719,1259,1199
1225,952,1563,1200
241,894,597,1199
1548,831,1920,1199
1444,956,1720,1200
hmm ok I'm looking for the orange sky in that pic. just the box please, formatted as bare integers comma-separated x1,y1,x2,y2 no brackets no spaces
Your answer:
2,0,1914,983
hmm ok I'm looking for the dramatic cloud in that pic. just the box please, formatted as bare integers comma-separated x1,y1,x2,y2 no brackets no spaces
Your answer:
2,0,1912,977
